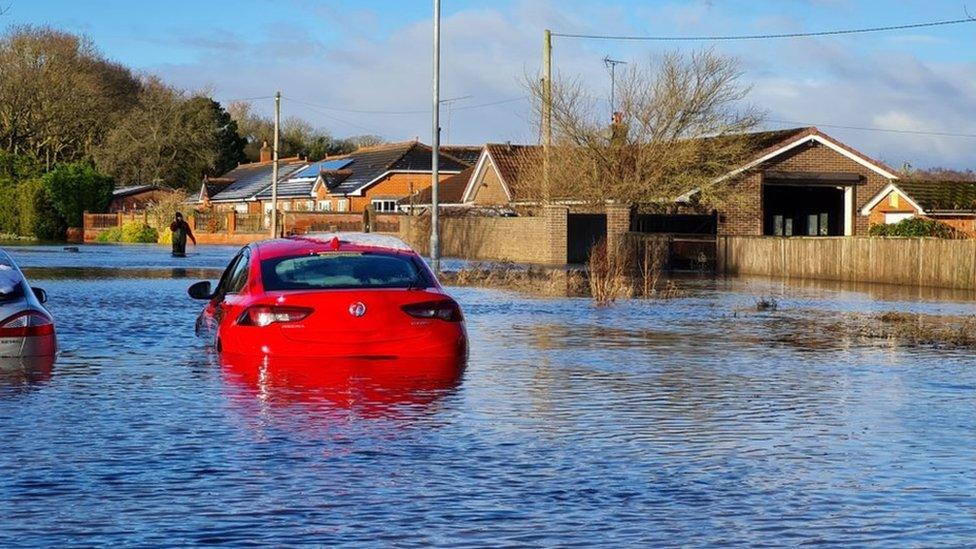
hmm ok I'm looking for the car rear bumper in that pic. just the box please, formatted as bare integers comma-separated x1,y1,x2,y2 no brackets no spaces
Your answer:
0,334,57,358
220,323,467,359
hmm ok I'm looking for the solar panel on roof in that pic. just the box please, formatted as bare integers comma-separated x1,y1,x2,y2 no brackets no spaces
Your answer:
291,158,354,179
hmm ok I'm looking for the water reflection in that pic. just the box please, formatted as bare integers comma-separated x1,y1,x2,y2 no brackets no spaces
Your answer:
0,355,54,394
220,353,464,418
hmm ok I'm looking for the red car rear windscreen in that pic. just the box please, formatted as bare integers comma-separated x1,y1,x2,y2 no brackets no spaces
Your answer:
260,252,431,291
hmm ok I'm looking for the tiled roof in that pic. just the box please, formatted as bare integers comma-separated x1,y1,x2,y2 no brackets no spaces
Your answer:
483,143,543,201
255,141,468,199
440,146,482,166
208,158,306,202
399,166,474,206
897,180,976,212
481,127,893,203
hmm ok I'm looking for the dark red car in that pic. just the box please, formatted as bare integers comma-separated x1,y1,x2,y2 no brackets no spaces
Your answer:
188,233,467,360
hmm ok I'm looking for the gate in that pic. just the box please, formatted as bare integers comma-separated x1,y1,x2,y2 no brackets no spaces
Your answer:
567,214,607,264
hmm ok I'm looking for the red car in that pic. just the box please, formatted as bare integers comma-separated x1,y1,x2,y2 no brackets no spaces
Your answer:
188,233,467,360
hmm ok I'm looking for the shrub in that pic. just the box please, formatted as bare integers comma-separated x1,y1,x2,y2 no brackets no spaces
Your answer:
42,163,114,228
17,178,66,240
120,221,158,243
95,227,122,242
869,217,957,238
588,239,634,306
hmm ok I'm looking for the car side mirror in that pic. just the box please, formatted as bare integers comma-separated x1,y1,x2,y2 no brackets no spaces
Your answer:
187,281,213,300
31,287,47,304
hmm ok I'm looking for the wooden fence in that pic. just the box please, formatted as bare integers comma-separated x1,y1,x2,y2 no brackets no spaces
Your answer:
718,236,976,290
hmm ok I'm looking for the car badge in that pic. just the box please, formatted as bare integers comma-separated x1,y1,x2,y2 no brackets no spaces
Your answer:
349,302,367,317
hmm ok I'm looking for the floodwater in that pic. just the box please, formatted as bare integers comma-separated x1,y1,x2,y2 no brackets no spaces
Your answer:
2,243,976,546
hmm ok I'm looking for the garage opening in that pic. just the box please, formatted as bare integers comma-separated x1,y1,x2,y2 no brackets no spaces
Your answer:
763,184,846,236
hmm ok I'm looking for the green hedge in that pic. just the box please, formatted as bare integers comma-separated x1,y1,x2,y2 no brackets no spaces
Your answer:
94,221,158,243
869,217,956,238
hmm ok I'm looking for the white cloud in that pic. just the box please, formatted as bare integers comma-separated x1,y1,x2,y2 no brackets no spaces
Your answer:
147,1,976,169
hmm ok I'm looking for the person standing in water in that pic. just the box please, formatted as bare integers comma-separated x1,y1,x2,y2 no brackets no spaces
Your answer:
169,212,196,256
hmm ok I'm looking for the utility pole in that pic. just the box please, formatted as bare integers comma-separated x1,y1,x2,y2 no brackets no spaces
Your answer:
270,91,280,238
542,29,552,204
431,0,441,272
603,56,627,119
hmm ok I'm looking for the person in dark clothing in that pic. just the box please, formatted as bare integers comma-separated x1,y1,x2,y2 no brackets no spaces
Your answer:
170,212,196,256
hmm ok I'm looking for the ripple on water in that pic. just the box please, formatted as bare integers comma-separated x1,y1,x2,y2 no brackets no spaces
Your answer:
0,246,975,545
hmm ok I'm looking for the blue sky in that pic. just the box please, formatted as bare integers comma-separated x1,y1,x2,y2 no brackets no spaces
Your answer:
6,0,976,168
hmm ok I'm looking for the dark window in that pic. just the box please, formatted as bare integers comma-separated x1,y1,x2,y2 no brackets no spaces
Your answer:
261,253,430,291
226,249,250,294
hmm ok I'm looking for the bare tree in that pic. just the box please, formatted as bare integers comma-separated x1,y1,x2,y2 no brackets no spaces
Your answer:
526,49,764,209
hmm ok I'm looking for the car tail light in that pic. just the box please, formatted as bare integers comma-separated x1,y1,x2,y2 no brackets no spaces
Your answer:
401,299,463,322
237,305,312,327
0,311,55,337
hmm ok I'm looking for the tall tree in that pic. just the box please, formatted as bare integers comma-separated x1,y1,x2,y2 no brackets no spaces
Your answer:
184,97,247,175
95,79,219,188
0,26,140,166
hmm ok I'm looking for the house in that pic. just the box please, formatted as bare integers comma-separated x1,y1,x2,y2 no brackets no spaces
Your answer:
415,127,903,237
861,180,976,235
109,185,178,212
399,166,474,211
197,156,307,213
253,141,470,214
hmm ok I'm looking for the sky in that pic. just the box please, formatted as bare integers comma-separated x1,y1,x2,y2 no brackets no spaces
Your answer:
4,0,976,169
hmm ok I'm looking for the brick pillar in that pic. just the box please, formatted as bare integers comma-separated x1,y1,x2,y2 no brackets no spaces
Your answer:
226,212,236,234
543,205,568,265
116,212,123,228
605,203,631,252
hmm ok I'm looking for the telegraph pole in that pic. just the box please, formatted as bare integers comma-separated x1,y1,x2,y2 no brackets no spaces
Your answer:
270,91,280,238
542,29,552,204
431,0,441,272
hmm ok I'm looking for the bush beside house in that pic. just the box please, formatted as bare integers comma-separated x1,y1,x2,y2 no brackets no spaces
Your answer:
869,217,958,238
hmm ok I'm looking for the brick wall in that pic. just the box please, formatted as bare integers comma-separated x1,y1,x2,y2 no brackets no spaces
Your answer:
400,208,567,264
469,164,510,205
605,203,631,251
718,140,893,236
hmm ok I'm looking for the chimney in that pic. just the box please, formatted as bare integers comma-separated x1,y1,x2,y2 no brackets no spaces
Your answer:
610,112,628,146
260,141,271,163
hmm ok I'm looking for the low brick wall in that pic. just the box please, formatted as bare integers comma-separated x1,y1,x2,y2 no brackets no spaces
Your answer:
718,236,976,290
400,207,568,264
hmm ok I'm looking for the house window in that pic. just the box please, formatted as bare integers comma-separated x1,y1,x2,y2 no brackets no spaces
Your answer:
371,199,398,213
294,200,313,212
316,200,333,212
337,199,349,212
885,212,914,225
282,202,292,211
889,193,900,208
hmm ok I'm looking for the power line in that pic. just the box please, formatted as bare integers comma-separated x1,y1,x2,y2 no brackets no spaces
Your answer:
552,15,976,41
281,95,528,115
769,119,976,139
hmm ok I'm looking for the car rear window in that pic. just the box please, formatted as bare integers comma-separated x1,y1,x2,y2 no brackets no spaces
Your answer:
0,264,24,302
261,252,431,291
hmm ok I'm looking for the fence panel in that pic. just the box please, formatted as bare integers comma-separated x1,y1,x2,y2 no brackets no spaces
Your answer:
718,236,976,290
193,212,227,233
85,213,119,229
235,213,266,233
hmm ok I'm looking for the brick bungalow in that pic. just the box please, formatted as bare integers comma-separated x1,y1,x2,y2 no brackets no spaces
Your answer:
860,180,976,235
201,141,471,216
416,127,905,237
